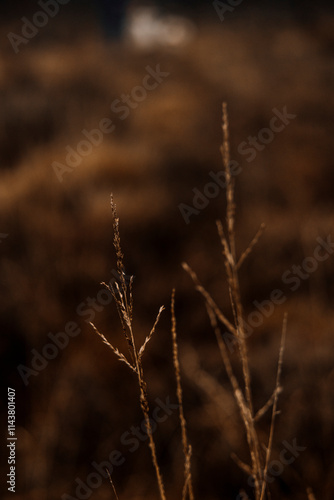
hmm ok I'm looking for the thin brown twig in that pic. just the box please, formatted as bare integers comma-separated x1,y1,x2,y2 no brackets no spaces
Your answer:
139,306,165,360
211,104,266,496
182,448,192,500
221,103,236,262
105,468,120,500
89,322,137,374
182,103,287,500
123,306,166,500
254,387,282,423
237,223,266,270
110,195,126,290
182,262,236,335
91,197,167,500
216,220,254,418
171,289,194,500
231,453,253,476
102,281,135,364
205,304,257,475
259,314,287,500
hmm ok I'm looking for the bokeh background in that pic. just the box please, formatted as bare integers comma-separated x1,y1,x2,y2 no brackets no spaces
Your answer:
1,1,334,499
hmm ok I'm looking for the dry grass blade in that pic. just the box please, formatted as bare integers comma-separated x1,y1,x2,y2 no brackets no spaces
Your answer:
210,151,262,493
181,445,193,500
101,280,112,293
254,386,282,423
102,280,135,362
231,453,253,476
128,274,134,321
205,305,241,400
205,304,251,431
180,104,272,498
216,219,234,270
171,289,194,500
221,102,236,261
110,194,126,291
237,223,266,270
92,197,167,500
182,261,236,335
110,196,167,500
217,105,254,419
206,302,263,496
139,306,165,359
105,468,120,500
216,219,254,419
89,322,137,374
205,301,263,495
259,313,287,500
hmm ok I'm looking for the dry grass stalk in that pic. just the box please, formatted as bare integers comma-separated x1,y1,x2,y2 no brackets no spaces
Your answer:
205,302,263,495
181,262,236,336
237,223,266,270
171,289,194,500
259,314,287,500
183,104,286,499
91,195,166,500
231,452,253,476
106,468,120,500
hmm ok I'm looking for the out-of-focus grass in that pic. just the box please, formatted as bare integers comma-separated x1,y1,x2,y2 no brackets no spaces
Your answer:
1,11,334,500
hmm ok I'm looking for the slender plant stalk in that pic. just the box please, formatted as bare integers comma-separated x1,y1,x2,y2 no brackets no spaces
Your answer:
171,289,194,500
91,196,166,500
259,314,287,500
183,103,287,500
106,468,120,500
220,104,253,416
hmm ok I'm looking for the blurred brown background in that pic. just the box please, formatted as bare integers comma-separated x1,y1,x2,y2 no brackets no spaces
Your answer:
1,1,334,499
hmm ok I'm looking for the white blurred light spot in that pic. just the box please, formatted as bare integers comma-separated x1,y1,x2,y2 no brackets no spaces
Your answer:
125,7,196,48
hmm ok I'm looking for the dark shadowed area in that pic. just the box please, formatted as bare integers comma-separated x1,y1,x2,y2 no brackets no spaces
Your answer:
1,1,334,500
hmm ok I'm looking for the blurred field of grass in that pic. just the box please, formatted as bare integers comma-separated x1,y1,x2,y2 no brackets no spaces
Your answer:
1,8,334,500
